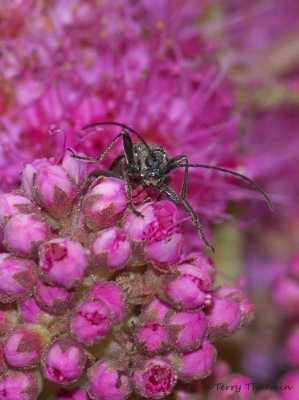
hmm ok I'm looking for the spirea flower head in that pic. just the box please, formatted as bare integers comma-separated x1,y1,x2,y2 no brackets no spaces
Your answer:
0,152,253,399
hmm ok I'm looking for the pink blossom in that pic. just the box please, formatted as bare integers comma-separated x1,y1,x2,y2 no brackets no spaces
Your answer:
83,177,127,230
135,320,169,354
132,357,177,399
3,214,49,257
88,281,127,323
35,279,74,315
87,360,131,400
33,165,75,215
184,252,217,282
18,297,54,326
91,228,131,271
39,239,88,288
141,296,172,322
0,254,37,302
216,285,254,328
0,192,35,227
207,297,242,341
163,263,212,310
123,200,183,270
70,300,111,345
174,340,217,382
22,159,55,197
4,324,50,369
43,338,87,384
0,370,42,400
167,310,207,351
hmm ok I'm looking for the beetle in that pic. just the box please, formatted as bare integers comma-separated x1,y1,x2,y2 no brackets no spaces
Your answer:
68,121,273,252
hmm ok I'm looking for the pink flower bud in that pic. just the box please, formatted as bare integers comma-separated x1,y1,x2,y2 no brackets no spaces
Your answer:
56,387,89,400
91,228,131,271
39,239,88,288
3,214,49,257
123,201,183,271
4,324,50,369
88,281,127,323
43,337,87,384
141,297,172,321
209,359,232,382
135,320,169,353
22,158,54,196
0,304,18,336
183,252,216,282
62,149,87,185
33,165,75,215
164,263,212,310
216,286,254,327
207,297,242,340
176,339,217,382
82,176,127,230
167,310,207,351
35,279,74,315
0,254,37,302
132,357,177,399
285,325,299,366
87,360,131,400
272,276,299,315
0,192,35,227
18,297,54,325
0,370,43,400
280,370,299,400
70,299,110,345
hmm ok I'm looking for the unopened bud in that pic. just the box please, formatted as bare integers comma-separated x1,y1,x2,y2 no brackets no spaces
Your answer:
42,337,87,384
87,360,131,400
3,214,49,257
39,239,88,288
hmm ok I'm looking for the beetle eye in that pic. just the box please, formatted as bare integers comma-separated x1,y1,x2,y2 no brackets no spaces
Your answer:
145,154,155,166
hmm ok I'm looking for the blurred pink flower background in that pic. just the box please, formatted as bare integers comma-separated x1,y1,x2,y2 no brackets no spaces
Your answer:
0,0,299,399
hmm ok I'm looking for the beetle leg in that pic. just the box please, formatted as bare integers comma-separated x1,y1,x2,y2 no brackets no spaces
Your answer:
68,131,131,163
157,183,215,252
124,166,144,218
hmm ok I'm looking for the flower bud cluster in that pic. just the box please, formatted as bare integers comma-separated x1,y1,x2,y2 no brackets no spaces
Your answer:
0,152,254,399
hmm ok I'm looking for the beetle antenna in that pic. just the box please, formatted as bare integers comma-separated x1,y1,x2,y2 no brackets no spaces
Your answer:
81,121,151,153
177,163,274,212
